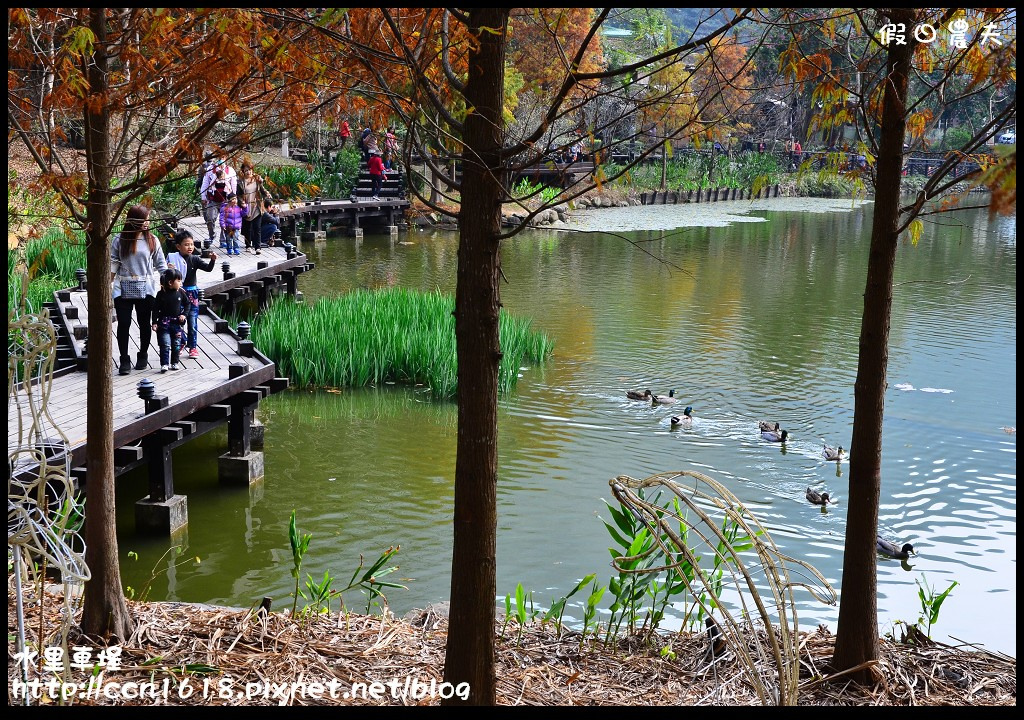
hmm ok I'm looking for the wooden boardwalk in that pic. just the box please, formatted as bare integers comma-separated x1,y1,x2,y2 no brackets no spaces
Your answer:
9,242,311,511
277,197,408,237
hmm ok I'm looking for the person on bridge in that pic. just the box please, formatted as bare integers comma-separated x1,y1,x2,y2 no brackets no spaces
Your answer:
368,149,385,200
110,204,168,375
168,229,216,359
200,156,237,248
237,162,272,254
219,196,245,256
151,267,188,373
260,199,282,247
339,119,351,149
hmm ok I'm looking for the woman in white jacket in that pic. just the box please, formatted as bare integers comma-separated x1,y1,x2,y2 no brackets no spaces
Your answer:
110,204,167,375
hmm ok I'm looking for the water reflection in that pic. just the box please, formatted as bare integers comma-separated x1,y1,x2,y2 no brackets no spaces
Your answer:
119,200,1016,654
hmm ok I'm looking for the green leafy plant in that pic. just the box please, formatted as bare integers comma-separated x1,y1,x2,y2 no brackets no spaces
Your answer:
580,579,607,649
338,546,405,614
289,509,312,617
542,573,596,639
916,574,959,639
124,546,200,602
601,489,759,644
302,570,335,616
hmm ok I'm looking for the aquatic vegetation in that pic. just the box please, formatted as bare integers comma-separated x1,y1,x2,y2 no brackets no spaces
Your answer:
250,288,554,399
8,228,87,314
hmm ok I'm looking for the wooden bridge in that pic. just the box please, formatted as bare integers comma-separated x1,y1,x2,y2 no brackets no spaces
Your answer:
9,243,313,537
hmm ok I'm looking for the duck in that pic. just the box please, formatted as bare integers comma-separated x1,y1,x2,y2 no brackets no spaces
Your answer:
652,389,678,405
626,388,653,401
758,420,780,433
670,407,694,428
877,537,916,560
761,428,788,442
805,487,832,505
822,444,845,461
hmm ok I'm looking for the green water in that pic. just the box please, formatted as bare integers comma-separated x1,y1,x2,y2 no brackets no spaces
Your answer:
117,198,1017,654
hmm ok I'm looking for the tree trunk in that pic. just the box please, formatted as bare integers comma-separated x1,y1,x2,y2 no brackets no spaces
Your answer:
660,138,668,190
831,8,913,682
442,7,507,706
80,7,133,641
440,7,503,704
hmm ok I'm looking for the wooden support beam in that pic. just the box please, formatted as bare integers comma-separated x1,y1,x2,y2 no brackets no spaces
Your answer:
187,404,232,423
157,426,184,444
144,433,174,502
173,420,198,435
268,377,290,393
115,445,144,466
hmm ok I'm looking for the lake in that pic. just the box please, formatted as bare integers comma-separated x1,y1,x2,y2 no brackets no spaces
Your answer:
117,197,1016,655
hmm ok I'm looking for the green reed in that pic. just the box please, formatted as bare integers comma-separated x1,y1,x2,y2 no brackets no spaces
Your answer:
250,288,553,399
9,228,88,314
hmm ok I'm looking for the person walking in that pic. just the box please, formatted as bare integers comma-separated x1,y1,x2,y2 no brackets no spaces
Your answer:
339,120,351,150
237,162,271,253
168,228,216,358
384,127,398,170
199,156,237,247
151,268,188,373
359,124,374,163
110,204,168,375
368,149,385,200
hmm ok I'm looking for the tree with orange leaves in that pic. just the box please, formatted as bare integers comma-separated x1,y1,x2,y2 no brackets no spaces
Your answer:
8,7,322,639
774,7,1015,683
508,8,606,96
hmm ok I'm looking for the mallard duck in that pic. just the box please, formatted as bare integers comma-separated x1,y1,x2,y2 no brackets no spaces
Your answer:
761,428,788,442
626,388,653,401
652,389,678,405
758,420,780,433
877,537,916,560
670,407,694,428
822,444,845,461
805,487,832,505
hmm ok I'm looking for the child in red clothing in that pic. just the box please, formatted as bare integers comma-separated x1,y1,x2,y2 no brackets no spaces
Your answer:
368,151,385,200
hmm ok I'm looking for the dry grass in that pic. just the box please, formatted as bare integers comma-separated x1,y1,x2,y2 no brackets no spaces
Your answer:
8,585,1015,707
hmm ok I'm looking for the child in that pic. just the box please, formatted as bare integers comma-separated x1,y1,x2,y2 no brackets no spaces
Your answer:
168,229,217,358
151,268,188,372
219,195,246,256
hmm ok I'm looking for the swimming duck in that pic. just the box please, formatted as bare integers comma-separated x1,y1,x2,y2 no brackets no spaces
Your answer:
805,487,832,505
652,389,678,405
626,388,653,401
758,420,780,433
876,537,916,560
670,407,694,428
822,444,844,461
761,428,788,442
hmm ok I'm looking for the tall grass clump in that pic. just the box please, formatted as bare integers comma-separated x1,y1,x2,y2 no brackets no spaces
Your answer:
9,228,87,314
250,288,553,399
